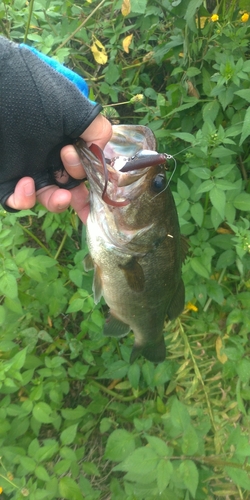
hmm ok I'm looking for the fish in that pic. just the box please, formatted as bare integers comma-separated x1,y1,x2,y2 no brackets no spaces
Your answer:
74,125,185,363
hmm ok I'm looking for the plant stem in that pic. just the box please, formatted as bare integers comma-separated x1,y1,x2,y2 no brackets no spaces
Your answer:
17,223,53,258
54,232,67,260
178,319,217,433
91,379,148,401
23,0,35,43
0,473,19,489
54,0,107,52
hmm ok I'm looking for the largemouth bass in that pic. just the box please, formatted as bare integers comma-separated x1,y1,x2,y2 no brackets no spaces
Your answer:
75,125,185,363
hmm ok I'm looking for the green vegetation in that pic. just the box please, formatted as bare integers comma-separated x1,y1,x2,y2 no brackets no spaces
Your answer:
1,0,250,498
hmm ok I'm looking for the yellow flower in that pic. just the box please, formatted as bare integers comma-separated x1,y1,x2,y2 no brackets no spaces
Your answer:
241,13,249,22
0,487,3,494
211,14,219,22
186,302,198,312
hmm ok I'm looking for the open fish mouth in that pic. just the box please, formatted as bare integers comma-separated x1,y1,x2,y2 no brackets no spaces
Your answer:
74,127,168,207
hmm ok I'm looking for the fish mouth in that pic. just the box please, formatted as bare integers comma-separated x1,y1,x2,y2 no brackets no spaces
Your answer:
75,139,167,207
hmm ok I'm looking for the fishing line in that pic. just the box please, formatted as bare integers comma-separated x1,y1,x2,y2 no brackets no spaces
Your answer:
151,154,177,201
166,118,246,157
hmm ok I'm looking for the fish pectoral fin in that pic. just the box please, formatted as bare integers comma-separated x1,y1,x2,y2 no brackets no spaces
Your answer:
83,253,94,271
93,265,103,304
130,337,166,364
118,257,145,292
83,254,103,303
103,313,131,338
167,279,185,320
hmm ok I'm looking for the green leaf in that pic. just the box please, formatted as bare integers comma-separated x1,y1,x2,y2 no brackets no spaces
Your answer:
181,424,199,455
100,418,112,434
179,460,199,497
202,100,220,123
233,192,250,211
166,98,199,117
170,398,190,431
4,297,23,315
142,361,155,386
8,348,27,370
196,180,214,194
33,402,54,424
60,424,78,445
234,89,250,103
82,462,100,476
207,280,224,304
190,203,204,226
239,106,250,145
35,466,50,482
157,459,173,494
192,168,211,180
184,0,203,29
61,406,87,421
128,363,140,389
102,360,129,379
66,298,84,313
190,257,210,279
0,305,5,325
153,362,172,386
105,62,121,85
211,146,234,158
131,0,147,14
0,272,18,299
171,132,195,143
146,436,170,457
19,456,36,472
186,67,201,77
59,477,84,500
177,179,190,199
225,467,250,490
35,441,59,463
105,429,135,461
209,186,226,218
113,446,159,475
69,269,83,288
54,459,72,476
217,86,234,110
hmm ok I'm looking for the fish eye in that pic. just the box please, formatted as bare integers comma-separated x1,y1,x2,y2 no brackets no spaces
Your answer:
151,173,166,193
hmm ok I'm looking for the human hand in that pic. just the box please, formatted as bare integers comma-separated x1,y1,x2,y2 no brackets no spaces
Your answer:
5,114,112,224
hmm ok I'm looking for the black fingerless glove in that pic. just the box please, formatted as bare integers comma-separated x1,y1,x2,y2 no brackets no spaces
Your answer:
0,37,102,211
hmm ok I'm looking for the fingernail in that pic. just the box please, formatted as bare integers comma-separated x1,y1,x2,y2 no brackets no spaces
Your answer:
64,152,81,167
24,183,35,196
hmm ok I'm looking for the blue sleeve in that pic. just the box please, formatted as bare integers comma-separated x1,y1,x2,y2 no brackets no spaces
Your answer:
20,44,95,104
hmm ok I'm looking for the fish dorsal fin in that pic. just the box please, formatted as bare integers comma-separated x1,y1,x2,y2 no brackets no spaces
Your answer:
118,257,145,292
167,279,185,321
181,236,189,263
103,313,131,338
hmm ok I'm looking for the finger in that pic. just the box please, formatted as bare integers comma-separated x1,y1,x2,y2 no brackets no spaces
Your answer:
61,114,112,180
36,185,72,212
60,145,87,180
6,177,36,210
70,183,90,224
81,114,112,149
